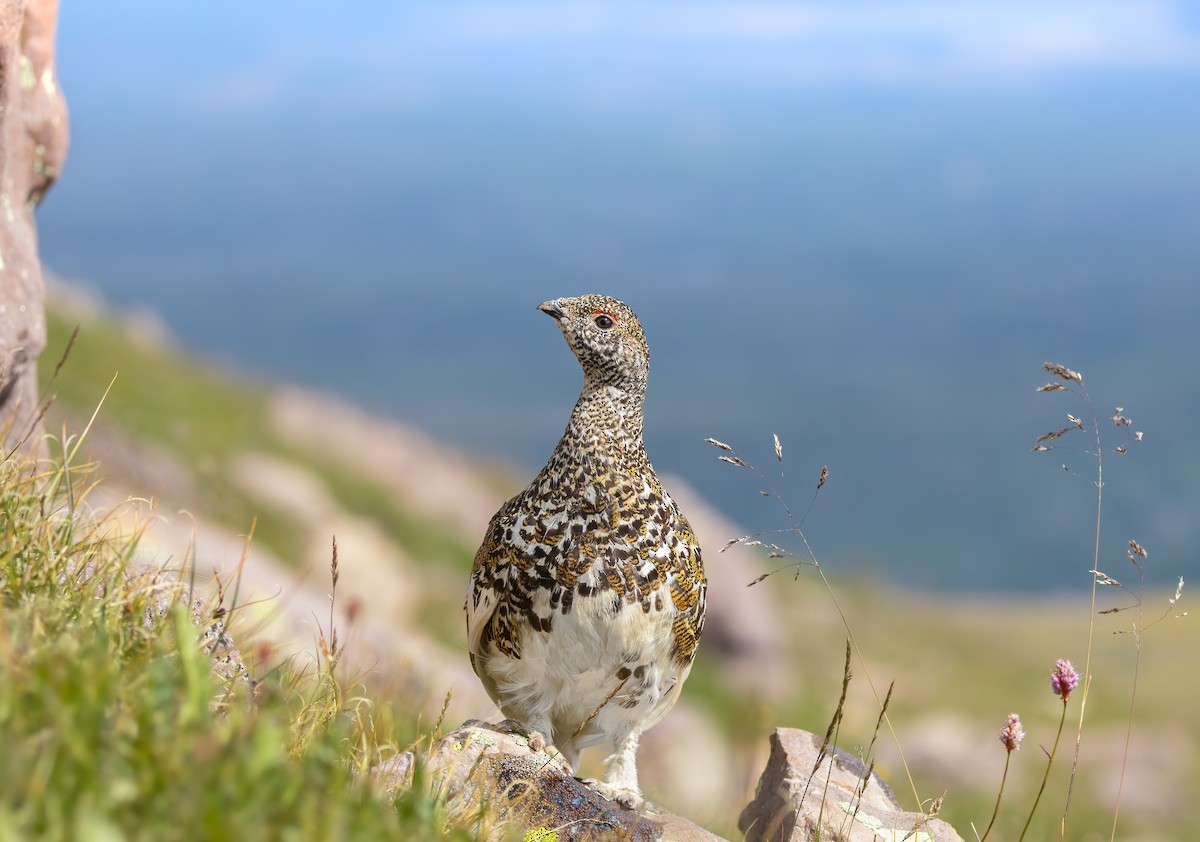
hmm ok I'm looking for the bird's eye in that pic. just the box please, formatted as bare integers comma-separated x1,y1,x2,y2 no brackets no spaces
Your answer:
594,313,615,329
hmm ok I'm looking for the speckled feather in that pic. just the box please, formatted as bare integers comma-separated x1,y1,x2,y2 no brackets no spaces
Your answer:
464,294,706,808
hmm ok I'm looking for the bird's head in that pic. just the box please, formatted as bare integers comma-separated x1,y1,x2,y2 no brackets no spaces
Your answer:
538,294,649,393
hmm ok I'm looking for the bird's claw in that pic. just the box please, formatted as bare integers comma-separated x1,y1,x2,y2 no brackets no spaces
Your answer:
582,778,645,812
495,718,547,753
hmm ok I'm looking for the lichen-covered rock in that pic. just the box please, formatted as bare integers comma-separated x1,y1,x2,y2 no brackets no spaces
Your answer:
374,721,729,842
133,565,248,684
64,559,249,685
0,0,68,456
739,728,963,842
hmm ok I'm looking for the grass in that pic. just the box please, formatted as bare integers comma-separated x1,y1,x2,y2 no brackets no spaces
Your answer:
705,362,1195,841
39,309,312,565
39,311,272,466
0,447,479,841
39,307,475,573
33,299,1197,838
314,459,476,571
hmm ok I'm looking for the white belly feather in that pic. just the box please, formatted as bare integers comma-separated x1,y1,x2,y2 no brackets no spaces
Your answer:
482,580,686,750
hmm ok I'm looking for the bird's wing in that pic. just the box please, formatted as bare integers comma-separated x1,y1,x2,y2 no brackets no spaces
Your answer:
466,483,611,672
465,503,516,668
664,503,706,668
628,501,704,734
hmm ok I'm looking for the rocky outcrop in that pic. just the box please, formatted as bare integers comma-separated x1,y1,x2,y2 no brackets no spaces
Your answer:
0,0,68,456
739,728,963,842
94,486,499,723
375,722,966,842
268,386,509,538
375,721,729,841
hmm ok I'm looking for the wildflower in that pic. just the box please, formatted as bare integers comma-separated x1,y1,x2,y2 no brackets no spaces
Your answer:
982,713,1025,840
998,713,1025,753
1019,661,1079,840
1050,659,1079,701
255,642,274,665
344,595,364,625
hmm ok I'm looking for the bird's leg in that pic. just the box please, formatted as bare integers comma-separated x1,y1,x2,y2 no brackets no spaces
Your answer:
585,727,644,811
555,739,581,771
495,716,580,775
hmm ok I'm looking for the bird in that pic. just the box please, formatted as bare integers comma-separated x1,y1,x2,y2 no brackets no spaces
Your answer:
465,293,706,811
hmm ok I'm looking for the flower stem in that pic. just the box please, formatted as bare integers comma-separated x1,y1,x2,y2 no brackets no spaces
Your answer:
1019,701,1069,842
979,752,1012,842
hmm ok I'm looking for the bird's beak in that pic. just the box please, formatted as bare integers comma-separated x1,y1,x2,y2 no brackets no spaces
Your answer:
538,300,565,320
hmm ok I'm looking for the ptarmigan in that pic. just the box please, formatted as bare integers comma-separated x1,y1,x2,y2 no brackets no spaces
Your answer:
465,294,706,811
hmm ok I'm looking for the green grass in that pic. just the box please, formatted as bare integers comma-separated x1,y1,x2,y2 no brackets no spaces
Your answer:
40,310,310,565
41,312,271,465
0,450,478,841
39,310,475,573
315,460,476,570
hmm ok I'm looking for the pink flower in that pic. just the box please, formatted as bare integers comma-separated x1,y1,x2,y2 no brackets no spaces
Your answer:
1050,659,1079,701
998,713,1025,753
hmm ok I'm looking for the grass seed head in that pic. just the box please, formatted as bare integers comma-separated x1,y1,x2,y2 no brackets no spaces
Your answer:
1043,362,1083,382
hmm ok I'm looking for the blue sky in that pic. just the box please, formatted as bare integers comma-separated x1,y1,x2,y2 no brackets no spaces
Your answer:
60,1,1200,118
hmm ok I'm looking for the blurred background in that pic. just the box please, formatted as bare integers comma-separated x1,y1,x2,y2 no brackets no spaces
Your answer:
31,3,1200,837
41,1,1200,592
37,1,1200,594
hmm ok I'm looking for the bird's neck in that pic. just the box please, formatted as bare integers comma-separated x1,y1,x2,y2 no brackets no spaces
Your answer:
559,383,647,464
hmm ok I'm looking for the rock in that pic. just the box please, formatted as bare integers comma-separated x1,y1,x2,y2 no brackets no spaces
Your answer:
229,450,343,524
103,492,498,722
1084,726,1189,818
268,387,507,540
0,0,68,456
57,557,248,686
880,714,994,791
131,565,249,684
739,728,963,842
375,721,730,841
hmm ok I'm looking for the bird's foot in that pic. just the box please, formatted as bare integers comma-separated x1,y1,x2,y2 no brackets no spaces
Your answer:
582,778,645,812
493,718,548,752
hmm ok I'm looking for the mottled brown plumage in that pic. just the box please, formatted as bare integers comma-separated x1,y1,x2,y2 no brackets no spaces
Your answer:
465,294,706,810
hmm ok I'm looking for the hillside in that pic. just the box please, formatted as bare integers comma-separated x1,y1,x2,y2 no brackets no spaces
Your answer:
32,287,1199,839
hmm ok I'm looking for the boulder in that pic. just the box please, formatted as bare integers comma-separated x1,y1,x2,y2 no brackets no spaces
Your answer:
739,728,962,842
375,720,729,841
0,0,68,456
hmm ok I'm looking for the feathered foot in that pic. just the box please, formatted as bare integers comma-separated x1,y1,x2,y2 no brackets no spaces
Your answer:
583,727,645,811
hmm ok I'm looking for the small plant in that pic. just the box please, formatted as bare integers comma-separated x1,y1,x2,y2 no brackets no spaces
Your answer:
1014,659,1079,841
711,360,1190,840
979,713,1024,841
704,435,934,826
1029,362,1185,839
0,438,476,840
